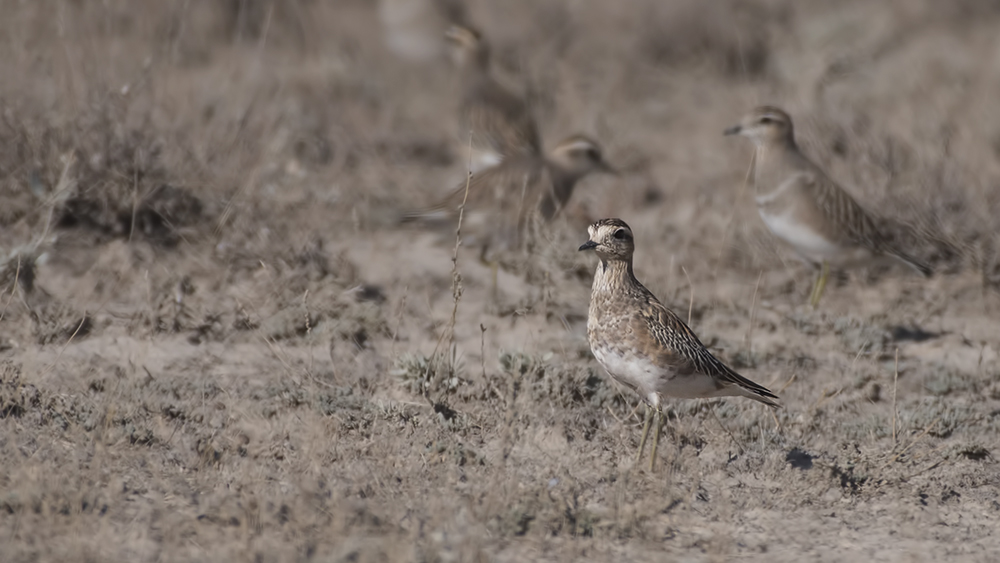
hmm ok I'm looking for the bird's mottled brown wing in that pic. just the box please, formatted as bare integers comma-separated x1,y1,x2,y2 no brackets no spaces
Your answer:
460,80,541,158
631,288,780,404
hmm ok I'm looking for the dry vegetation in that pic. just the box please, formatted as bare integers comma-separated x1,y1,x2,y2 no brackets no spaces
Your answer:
2,1,1000,561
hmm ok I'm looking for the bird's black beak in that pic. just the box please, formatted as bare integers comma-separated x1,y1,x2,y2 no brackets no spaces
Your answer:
724,125,742,136
579,240,598,251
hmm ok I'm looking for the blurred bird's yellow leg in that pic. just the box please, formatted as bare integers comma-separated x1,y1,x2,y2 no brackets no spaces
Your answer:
809,261,830,307
478,246,500,302
489,260,499,302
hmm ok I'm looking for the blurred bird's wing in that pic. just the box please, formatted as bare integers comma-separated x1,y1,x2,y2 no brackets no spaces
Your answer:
400,155,545,228
460,79,541,158
801,169,932,276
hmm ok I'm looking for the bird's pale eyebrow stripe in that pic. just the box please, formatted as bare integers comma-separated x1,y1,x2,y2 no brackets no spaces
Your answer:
561,141,596,152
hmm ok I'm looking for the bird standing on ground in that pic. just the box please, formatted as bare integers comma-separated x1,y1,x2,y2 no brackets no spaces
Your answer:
446,24,541,172
724,106,932,306
581,218,780,471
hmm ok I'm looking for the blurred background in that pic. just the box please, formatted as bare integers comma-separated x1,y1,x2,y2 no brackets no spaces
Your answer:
1,1,999,561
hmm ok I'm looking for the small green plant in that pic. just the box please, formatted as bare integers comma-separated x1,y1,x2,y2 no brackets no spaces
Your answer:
392,352,465,397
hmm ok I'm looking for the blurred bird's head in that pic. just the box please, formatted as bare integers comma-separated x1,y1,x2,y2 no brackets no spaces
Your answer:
549,135,618,179
445,24,489,69
724,106,795,147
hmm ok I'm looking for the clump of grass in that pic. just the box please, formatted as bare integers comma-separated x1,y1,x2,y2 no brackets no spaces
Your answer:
833,316,892,358
499,351,632,411
923,365,979,397
30,302,94,345
0,97,206,253
899,398,973,440
392,352,466,398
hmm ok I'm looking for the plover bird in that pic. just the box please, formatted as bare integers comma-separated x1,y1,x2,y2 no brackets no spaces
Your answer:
725,106,932,306
580,218,780,470
403,135,615,293
446,24,541,172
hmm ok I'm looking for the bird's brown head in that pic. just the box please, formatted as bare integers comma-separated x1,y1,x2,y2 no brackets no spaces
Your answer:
550,135,618,178
724,106,795,147
445,24,489,69
579,218,634,261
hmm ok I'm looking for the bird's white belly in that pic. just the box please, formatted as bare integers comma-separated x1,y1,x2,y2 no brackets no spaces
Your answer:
468,149,502,173
592,345,722,403
759,209,840,262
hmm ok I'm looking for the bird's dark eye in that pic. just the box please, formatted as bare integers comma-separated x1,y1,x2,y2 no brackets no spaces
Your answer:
586,148,599,161
613,229,630,240
759,117,773,124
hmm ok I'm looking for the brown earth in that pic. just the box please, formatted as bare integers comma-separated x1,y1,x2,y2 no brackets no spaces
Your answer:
2,1,1000,561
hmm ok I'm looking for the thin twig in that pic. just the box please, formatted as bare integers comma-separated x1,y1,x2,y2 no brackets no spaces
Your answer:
479,323,487,382
881,416,942,469
710,404,746,455
443,139,474,357
892,347,899,448
431,134,475,392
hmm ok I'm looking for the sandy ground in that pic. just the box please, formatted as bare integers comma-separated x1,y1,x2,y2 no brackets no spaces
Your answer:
2,1,1000,561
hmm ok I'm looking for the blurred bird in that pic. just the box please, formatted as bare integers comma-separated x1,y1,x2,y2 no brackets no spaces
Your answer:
401,135,615,294
725,106,931,306
446,24,541,172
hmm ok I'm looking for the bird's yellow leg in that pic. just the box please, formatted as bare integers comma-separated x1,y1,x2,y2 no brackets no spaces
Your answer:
635,404,653,466
649,406,663,472
478,245,499,303
810,261,830,307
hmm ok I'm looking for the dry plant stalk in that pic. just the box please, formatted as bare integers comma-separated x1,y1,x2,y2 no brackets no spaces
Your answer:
881,416,941,469
892,348,899,448
446,151,474,345
479,323,487,381
432,135,475,381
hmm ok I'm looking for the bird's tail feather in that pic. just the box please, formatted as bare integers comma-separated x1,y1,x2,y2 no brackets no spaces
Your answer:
888,250,933,278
